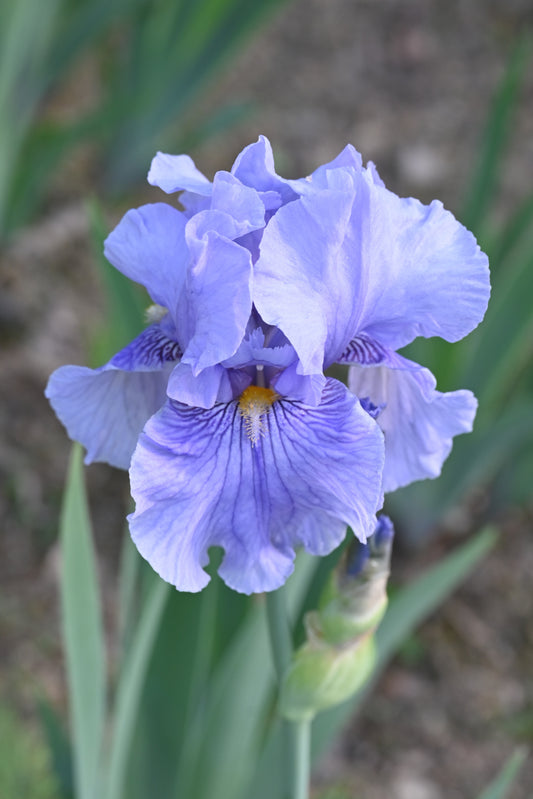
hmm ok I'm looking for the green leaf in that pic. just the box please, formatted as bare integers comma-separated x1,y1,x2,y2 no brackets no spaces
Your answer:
461,34,531,236
104,577,169,799
477,748,527,799
179,552,318,799
460,243,533,414
60,444,106,799
489,188,533,266
117,525,142,660
37,698,74,799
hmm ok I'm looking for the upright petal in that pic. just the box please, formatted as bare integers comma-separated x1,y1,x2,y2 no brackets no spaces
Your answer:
104,203,189,324
231,135,299,204
179,222,253,373
256,169,490,370
148,152,212,195
210,172,267,236
255,186,357,374
45,323,181,468
129,378,384,594
348,351,477,492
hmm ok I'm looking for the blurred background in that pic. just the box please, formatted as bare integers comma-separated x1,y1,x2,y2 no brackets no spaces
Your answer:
1,0,532,796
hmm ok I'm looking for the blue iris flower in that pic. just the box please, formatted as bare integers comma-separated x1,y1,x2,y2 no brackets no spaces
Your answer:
46,137,490,594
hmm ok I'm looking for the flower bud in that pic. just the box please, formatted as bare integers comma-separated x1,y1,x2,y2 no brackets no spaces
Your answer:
280,516,394,721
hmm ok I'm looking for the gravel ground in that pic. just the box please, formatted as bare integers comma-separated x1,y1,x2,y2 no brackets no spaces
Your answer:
1,0,532,796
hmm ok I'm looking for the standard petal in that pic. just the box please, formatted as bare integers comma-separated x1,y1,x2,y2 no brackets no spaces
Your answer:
103,203,189,322
255,169,490,370
354,174,490,349
178,226,253,373
348,352,478,492
231,135,299,205
147,152,212,195
128,378,384,594
210,171,267,236
255,185,357,374
45,324,180,468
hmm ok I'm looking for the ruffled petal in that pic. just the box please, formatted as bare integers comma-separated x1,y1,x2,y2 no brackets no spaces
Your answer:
210,172,267,237
103,203,188,324
348,350,478,492
354,174,490,350
255,185,357,373
147,152,212,195
128,378,384,594
231,135,299,205
45,323,180,468
179,221,253,373
304,144,363,189
256,169,490,370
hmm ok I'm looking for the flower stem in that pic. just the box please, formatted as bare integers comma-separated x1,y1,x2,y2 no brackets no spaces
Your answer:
292,719,311,799
265,587,311,799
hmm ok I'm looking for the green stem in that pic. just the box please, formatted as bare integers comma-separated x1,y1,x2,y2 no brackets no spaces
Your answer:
293,720,311,799
265,588,311,799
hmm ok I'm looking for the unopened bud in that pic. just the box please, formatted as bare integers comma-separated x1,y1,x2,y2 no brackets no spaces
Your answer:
280,516,394,722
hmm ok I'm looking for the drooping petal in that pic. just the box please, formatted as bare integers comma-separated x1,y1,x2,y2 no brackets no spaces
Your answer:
103,203,189,324
147,152,212,196
347,350,478,492
45,323,181,468
256,169,490,370
128,378,384,594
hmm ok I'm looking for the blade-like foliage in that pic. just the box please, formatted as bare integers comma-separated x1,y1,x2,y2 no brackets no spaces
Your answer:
477,748,527,799
104,577,169,799
59,444,106,799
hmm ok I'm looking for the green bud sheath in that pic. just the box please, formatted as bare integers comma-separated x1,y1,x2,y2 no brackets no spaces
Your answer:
280,633,376,722
280,516,394,722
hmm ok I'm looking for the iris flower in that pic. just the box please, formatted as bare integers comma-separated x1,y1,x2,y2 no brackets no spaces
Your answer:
46,137,489,594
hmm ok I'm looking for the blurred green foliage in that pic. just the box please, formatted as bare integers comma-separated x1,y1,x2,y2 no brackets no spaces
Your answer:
0,701,59,799
0,0,288,238
390,34,533,541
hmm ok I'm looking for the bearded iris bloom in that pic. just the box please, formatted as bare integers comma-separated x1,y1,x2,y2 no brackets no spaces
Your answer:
46,137,489,594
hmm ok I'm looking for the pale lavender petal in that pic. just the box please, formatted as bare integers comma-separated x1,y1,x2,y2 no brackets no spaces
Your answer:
256,170,490,369
255,186,357,374
179,222,253,373
355,175,491,350
167,361,238,408
270,362,326,405
210,171,267,236
128,378,384,594
305,144,363,189
45,323,180,468
147,152,212,195
231,135,298,205
103,203,188,323
348,351,478,492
